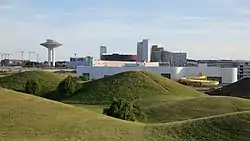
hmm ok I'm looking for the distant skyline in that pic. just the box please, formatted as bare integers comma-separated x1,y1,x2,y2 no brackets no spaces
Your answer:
1,0,250,61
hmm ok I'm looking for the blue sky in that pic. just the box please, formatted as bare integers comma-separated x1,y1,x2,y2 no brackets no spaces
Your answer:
1,0,250,61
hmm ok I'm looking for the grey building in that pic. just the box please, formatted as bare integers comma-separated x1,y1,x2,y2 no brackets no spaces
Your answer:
151,45,164,62
149,45,187,66
161,51,172,63
171,52,187,66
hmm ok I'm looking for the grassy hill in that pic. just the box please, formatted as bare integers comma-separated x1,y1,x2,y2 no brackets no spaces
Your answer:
1,88,250,140
145,111,250,141
207,77,250,99
65,71,205,104
138,96,250,123
0,71,65,96
0,88,145,141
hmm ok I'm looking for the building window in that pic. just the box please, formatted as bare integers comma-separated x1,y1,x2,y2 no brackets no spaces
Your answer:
161,73,171,79
82,73,90,77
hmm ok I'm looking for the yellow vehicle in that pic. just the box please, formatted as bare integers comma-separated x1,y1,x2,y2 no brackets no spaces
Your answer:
178,73,220,87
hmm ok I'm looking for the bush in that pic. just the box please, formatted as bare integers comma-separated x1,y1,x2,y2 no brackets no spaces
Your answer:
58,75,80,96
25,79,41,95
103,98,146,122
79,75,89,81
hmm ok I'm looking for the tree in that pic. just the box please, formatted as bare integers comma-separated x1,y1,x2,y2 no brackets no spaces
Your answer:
103,98,146,122
25,79,41,95
57,75,80,96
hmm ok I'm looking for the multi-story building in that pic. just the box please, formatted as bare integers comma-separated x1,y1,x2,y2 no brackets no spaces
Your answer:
66,56,93,69
137,39,151,62
238,61,250,79
161,51,172,63
151,45,163,62
171,52,187,66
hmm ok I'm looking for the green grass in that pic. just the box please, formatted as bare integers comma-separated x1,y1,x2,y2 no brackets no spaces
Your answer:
0,88,145,141
145,111,250,141
138,96,250,123
141,71,203,97
65,71,205,104
0,70,65,97
1,88,250,140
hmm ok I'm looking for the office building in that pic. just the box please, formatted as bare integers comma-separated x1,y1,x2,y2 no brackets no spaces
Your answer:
151,45,164,62
171,52,187,66
137,39,151,62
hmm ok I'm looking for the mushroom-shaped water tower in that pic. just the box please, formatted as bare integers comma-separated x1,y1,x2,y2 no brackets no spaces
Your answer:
40,39,62,67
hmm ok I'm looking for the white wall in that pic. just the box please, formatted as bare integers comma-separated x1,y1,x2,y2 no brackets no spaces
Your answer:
77,66,238,84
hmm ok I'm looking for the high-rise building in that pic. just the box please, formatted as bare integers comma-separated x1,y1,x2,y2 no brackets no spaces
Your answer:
171,52,187,66
100,46,107,59
151,45,164,62
161,51,172,63
137,42,143,62
137,39,151,62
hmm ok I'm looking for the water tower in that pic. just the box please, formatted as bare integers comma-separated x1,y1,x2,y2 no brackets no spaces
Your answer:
40,39,62,67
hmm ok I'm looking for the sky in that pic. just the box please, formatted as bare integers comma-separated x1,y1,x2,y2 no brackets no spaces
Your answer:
1,0,250,61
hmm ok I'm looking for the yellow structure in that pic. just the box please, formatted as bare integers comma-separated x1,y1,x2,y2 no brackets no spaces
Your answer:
178,72,219,87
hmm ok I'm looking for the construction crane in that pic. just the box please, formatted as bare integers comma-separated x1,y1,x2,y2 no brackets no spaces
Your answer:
6,53,11,59
15,50,25,61
28,51,35,61
35,53,39,62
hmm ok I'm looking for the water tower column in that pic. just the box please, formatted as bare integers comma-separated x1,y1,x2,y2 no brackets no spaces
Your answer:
48,49,51,67
52,49,55,67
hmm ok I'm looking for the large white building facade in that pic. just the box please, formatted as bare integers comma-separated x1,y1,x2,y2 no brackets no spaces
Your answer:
77,64,238,84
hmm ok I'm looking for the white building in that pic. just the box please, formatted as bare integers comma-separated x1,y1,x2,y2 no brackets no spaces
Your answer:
137,39,151,62
77,63,238,84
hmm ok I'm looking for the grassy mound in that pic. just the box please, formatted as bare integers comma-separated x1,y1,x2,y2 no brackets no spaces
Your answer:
0,88,145,140
0,71,65,96
145,111,250,141
1,88,250,140
207,77,250,99
139,96,250,123
65,71,205,104
141,71,203,97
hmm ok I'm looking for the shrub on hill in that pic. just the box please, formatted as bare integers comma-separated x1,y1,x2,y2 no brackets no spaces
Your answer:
103,98,146,122
58,75,81,97
25,79,41,95
64,71,205,104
